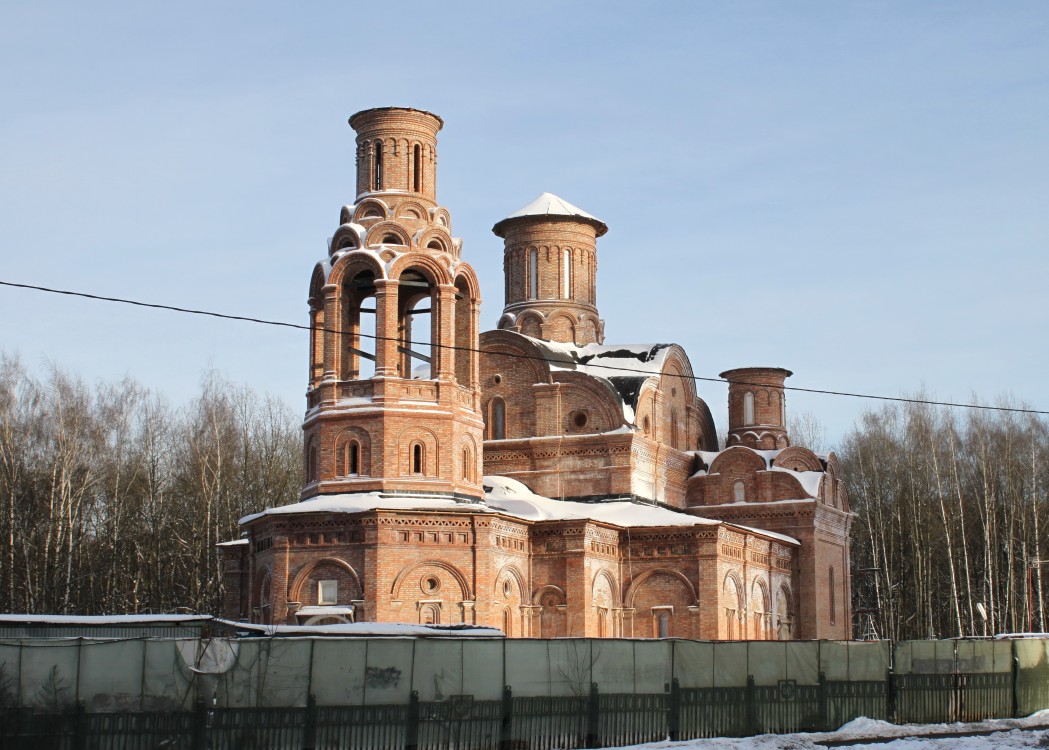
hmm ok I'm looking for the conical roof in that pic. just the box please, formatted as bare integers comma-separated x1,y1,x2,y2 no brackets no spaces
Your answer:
493,192,608,237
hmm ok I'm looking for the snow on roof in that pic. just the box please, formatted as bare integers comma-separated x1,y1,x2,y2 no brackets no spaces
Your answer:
692,447,823,498
217,619,503,638
732,524,800,546
294,606,355,617
770,465,824,497
493,192,608,236
484,476,720,528
216,538,248,547
504,192,599,222
243,476,721,530
240,492,488,524
527,339,676,422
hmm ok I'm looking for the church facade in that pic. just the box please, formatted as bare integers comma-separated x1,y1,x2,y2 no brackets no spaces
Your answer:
219,108,852,640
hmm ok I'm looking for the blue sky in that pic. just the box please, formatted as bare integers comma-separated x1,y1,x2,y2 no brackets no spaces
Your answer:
1,1,1047,445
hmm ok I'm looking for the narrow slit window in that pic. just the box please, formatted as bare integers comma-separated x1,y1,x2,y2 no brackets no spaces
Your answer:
412,443,423,474
373,140,383,190
529,248,538,300
413,144,421,192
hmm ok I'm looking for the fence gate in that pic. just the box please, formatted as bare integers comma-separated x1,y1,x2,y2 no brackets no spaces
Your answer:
892,640,1014,724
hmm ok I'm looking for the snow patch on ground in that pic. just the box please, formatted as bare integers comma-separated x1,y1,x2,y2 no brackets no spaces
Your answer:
603,716,1049,750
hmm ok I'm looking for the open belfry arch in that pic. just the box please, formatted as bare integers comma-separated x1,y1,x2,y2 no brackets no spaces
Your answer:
220,108,853,640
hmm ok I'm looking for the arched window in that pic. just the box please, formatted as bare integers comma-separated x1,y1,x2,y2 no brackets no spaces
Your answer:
743,392,755,426
412,443,424,474
347,441,360,475
461,446,471,481
528,248,538,300
373,140,383,190
503,608,513,637
420,604,440,625
733,481,745,503
562,248,571,299
488,398,506,440
413,144,422,192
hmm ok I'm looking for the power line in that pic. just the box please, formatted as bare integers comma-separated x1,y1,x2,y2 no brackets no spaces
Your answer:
1,278,1046,416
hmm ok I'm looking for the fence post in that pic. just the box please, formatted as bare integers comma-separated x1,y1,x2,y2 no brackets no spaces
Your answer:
72,700,87,750
499,685,513,750
191,698,207,750
746,675,757,736
304,693,317,750
586,682,600,749
668,678,681,741
405,690,420,750
818,671,828,731
886,668,896,724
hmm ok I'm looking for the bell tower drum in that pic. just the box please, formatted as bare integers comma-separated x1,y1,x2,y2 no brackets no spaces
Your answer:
303,107,484,501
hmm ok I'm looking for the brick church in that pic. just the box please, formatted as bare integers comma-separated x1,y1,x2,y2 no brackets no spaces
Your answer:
219,108,853,640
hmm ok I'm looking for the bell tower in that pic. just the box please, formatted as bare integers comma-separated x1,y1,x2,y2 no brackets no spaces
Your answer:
493,193,607,345
303,107,484,501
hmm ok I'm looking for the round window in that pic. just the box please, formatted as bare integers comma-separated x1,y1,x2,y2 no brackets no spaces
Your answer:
421,576,441,594
502,579,513,598
571,410,589,429
493,374,502,385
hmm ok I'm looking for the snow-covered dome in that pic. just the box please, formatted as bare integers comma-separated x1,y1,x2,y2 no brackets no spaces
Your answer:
493,192,608,237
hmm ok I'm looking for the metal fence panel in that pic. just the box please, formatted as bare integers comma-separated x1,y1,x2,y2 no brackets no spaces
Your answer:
826,680,888,727
417,697,502,750
315,704,408,750
678,687,749,739
510,695,587,750
597,692,668,748
207,706,307,750
753,682,821,733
